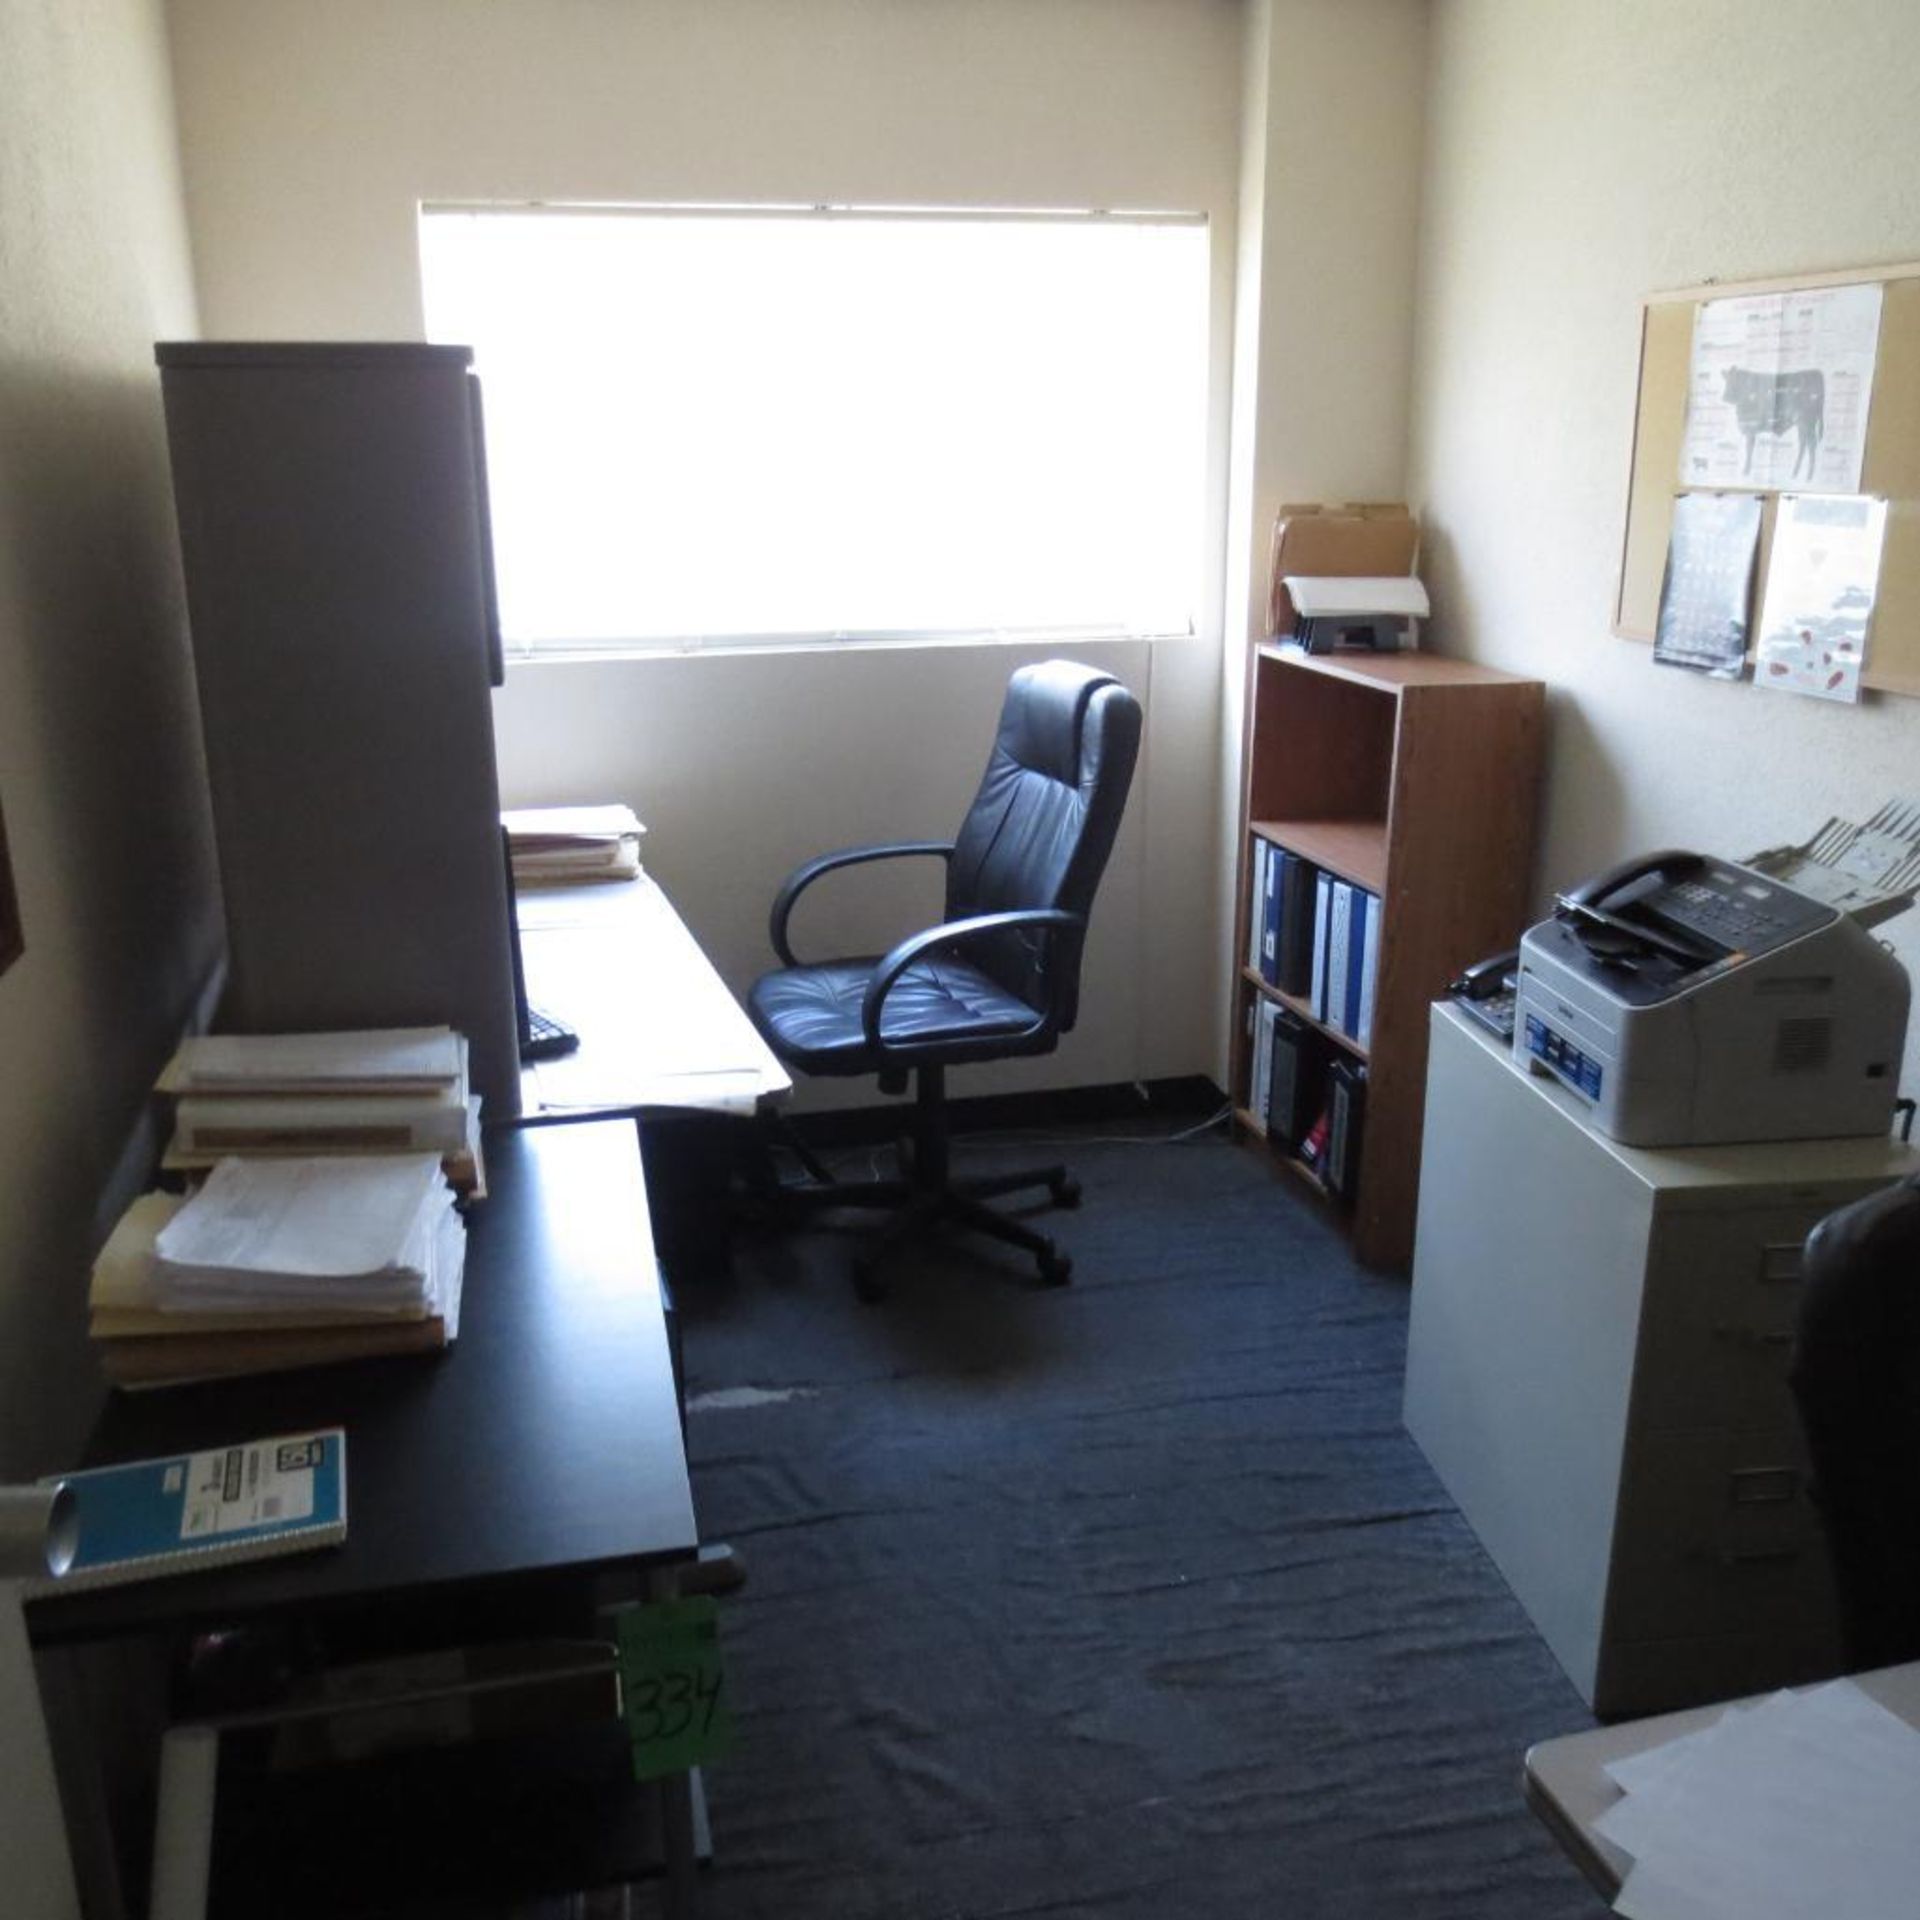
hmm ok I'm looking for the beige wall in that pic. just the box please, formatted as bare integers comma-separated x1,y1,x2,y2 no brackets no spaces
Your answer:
1220,0,1428,1018
0,1,218,1475
1410,0,1920,1093
0,0,217,1904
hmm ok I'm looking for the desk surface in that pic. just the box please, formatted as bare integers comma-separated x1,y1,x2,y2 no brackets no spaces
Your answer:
1524,1661,1920,1898
26,1120,698,1648
517,875,789,1122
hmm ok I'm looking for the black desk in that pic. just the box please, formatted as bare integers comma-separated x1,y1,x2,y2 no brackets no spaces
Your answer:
28,1121,700,1915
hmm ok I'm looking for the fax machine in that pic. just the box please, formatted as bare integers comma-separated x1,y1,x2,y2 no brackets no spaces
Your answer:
1514,850,1909,1146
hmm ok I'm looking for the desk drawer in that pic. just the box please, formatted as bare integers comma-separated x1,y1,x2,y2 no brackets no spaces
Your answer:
1606,1428,1836,1644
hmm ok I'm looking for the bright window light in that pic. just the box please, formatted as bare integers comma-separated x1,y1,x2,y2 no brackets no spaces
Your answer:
418,205,1209,651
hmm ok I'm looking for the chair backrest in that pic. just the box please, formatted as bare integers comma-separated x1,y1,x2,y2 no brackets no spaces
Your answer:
945,660,1142,1032
1788,1174,1920,1671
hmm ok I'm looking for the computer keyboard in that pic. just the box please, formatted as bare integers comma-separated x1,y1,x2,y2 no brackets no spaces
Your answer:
520,1004,581,1062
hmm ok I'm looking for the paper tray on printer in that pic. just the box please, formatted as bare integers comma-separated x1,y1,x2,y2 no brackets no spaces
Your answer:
1745,796,1920,929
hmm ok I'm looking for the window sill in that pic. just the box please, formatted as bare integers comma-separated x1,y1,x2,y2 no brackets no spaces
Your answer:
501,627,1195,668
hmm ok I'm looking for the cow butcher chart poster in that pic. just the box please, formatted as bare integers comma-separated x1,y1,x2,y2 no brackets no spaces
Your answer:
1679,283,1883,493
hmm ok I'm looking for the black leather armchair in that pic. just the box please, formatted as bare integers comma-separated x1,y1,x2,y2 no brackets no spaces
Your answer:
1789,1173,1920,1671
747,660,1142,1297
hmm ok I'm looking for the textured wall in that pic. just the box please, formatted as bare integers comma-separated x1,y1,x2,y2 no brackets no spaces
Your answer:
1410,0,1920,1094
0,0,220,1476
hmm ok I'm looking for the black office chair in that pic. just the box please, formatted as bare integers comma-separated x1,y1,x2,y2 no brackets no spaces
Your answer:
1788,1173,1920,1671
747,660,1141,1298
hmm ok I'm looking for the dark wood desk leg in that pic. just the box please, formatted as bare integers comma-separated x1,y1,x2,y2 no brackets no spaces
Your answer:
647,1566,698,1917
38,1646,131,1920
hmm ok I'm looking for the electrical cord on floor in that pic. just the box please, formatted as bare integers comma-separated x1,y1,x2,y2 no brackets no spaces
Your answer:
805,1101,1235,1180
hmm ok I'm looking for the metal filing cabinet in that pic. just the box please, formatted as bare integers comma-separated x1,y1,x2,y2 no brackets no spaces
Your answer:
1403,1001,1917,1717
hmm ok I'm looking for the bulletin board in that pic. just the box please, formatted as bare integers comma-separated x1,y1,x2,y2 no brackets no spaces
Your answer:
1614,257,1920,697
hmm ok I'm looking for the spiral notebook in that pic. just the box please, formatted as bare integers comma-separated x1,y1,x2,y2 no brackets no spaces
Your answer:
29,1429,347,1595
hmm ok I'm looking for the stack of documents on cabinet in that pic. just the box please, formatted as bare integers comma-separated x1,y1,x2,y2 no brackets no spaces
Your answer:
1593,1678,1920,1919
503,804,645,885
158,1027,482,1193
90,1156,465,1390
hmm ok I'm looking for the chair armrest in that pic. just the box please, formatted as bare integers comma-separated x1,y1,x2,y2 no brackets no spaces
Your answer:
770,841,953,967
862,908,1083,1058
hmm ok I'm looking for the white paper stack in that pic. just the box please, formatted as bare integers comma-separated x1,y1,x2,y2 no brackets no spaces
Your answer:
89,1158,466,1391
1594,1678,1920,1920
503,804,645,885
156,1027,483,1192
152,1155,462,1318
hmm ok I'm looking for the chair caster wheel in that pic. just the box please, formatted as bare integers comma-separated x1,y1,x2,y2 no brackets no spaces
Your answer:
1037,1246,1073,1287
1050,1175,1082,1209
852,1260,889,1305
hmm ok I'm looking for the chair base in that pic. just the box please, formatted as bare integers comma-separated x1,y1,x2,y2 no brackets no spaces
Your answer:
752,1071,1082,1298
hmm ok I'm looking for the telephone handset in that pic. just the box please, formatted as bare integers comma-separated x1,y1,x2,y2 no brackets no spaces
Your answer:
1448,945,1521,1041
1554,849,1717,966
1448,947,1518,1001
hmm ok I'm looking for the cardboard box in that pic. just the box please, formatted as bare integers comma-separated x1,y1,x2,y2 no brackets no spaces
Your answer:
1267,501,1420,638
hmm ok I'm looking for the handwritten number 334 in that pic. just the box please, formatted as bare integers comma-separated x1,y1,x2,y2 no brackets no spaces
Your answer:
628,1666,724,1740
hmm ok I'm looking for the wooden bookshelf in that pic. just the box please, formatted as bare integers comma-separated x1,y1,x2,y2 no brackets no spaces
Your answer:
1231,645,1544,1270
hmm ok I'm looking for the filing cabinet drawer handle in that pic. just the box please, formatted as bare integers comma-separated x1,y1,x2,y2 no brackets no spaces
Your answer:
1758,1243,1804,1282
1709,1323,1796,1350
1718,1546,1803,1567
1728,1466,1799,1504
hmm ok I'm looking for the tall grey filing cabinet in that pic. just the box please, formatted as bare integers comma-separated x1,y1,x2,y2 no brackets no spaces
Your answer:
1404,1001,1918,1717
156,343,520,1119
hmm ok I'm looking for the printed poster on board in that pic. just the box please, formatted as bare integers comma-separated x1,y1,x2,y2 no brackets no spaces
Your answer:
1653,491,1763,679
1680,284,1882,493
1754,494,1888,704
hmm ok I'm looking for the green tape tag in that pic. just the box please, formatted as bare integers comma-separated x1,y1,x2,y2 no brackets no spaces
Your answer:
614,1595,734,1780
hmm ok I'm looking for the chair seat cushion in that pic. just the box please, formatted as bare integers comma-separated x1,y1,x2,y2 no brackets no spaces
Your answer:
748,955,1053,1077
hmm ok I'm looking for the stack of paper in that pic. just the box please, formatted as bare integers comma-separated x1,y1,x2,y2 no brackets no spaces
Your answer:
157,1027,482,1193
503,804,645,885
1595,1678,1920,1919
90,1158,465,1390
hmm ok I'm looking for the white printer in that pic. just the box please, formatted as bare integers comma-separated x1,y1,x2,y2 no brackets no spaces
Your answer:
1514,850,1909,1146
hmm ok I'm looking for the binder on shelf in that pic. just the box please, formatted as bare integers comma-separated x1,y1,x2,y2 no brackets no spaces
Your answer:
1266,1009,1327,1151
1342,886,1369,1040
1246,840,1270,975
1356,892,1383,1049
1261,843,1281,985
1327,880,1354,1034
1248,998,1281,1136
1324,1059,1367,1204
1277,853,1318,997
1310,871,1334,1020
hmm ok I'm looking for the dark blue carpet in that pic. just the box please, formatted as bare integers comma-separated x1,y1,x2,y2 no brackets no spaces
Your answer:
674,1120,1598,1918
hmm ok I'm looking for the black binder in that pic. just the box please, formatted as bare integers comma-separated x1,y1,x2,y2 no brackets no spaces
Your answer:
1323,1058,1367,1204
1265,1009,1327,1150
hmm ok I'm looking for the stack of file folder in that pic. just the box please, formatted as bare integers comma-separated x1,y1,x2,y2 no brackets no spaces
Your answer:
502,804,645,886
158,1027,482,1193
90,1155,464,1390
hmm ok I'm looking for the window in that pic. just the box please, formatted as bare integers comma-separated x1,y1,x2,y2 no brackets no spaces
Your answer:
419,204,1209,654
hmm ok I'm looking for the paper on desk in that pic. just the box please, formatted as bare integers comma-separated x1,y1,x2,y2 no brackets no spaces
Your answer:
159,1026,462,1092
155,1154,449,1302
1600,1680,1920,1920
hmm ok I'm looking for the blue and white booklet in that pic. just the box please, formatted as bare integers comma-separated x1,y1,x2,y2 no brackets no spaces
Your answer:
30,1429,347,1594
